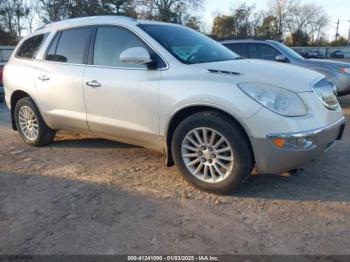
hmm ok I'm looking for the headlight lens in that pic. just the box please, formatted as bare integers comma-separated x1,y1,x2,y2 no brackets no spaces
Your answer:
340,67,350,75
238,83,307,117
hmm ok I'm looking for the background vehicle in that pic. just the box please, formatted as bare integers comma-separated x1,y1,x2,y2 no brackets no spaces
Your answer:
299,50,324,59
331,50,345,59
222,39,350,96
0,46,15,102
3,17,345,194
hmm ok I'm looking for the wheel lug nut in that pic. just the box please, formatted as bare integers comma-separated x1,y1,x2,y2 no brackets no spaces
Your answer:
211,154,216,158
201,158,206,162
209,159,213,164
201,146,206,150
198,151,203,156
208,147,213,152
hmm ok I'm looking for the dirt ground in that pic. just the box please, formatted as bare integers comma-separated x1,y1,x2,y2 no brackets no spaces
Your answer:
0,97,350,255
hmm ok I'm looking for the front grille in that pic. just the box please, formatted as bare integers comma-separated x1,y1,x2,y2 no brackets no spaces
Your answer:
313,78,339,110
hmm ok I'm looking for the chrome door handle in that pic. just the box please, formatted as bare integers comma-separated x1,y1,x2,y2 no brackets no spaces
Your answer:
86,80,101,88
38,75,50,81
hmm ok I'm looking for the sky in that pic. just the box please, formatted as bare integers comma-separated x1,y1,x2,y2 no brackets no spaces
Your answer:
201,0,350,40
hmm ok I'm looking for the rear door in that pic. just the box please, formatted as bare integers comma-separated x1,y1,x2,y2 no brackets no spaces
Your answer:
35,27,93,130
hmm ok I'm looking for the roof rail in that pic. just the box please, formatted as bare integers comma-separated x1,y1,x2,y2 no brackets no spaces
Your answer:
35,15,136,31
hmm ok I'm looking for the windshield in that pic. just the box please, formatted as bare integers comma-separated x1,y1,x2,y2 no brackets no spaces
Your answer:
272,41,304,60
138,24,239,64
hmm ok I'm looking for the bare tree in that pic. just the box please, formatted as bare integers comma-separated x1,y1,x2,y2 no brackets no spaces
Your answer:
0,0,27,38
39,0,68,23
138,0,202,23
286,2,329,45
267,0,294,41
23,0,40,33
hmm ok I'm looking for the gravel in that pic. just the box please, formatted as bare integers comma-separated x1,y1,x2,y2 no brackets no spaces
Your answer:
0,97,350,255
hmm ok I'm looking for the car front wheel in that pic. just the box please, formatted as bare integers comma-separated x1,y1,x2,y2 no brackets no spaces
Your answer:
14,97,55,146
172,111,254,194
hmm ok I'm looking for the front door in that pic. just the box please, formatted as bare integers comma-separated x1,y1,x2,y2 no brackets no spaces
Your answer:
83,26,162,149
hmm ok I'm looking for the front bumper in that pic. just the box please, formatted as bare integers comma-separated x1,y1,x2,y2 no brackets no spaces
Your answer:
251,118,346,174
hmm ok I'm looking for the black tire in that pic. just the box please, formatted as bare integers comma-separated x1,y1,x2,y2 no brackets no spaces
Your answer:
14,97,55,147
171,111,254,194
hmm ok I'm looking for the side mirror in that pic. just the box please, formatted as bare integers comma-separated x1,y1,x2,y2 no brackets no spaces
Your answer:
275,54,288,62
120,47,152,65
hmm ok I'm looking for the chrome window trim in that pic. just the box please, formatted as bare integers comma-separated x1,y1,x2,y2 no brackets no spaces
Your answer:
40,23,169,71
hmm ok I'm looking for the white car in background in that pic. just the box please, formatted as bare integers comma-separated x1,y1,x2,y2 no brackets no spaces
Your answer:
3,16,346,194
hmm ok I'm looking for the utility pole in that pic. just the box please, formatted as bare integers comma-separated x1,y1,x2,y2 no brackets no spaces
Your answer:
335,19,340,41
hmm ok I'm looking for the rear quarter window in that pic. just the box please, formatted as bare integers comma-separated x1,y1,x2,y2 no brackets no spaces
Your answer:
16,34,47,59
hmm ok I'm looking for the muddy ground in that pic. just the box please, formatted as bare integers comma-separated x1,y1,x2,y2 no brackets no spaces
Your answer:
0,97,349,255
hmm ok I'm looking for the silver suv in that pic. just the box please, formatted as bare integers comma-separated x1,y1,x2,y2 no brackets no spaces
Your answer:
3,16,346,194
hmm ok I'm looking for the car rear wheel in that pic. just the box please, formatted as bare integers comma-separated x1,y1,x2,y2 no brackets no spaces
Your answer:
14,97,55,146
172,111,254,194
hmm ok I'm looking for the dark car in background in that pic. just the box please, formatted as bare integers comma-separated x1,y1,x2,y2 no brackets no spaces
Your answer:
331,50,345,59
300,50,324,59
222,39,350,95
0,46,15,101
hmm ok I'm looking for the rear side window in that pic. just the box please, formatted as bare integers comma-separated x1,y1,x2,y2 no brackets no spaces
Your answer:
16,34,47,59
46,27,92,64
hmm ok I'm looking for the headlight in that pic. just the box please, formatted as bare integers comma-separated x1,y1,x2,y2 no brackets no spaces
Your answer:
340,67,350,75
238,83,307,117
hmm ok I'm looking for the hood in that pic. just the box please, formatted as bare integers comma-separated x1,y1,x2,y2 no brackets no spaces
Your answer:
297,58,350,69
192,59,323,93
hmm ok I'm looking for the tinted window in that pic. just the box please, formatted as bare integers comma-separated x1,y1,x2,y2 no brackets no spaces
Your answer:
272,41,304,60
16,34,47,59
139,24,239,64
224,43,246,58
93,27,148,68
247,44,281,60
46,28,91,64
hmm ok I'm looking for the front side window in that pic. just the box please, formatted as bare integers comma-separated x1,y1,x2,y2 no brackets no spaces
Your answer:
224,43,246,58
272,41,304,60
46,27,92,64
139,24,239,64
93,27,148,68
247,44,281,60
16,34,47,59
